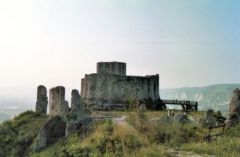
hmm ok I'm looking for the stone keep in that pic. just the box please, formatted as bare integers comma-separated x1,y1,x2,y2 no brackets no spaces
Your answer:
36,85,48,114
81,62,161,109
49,86,69,118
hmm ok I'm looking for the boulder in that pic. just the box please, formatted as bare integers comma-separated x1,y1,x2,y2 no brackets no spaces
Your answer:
32,116,66,152
35,85,48,115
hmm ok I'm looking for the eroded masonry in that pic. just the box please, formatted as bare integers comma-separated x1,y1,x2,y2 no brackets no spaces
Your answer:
81,62,164,110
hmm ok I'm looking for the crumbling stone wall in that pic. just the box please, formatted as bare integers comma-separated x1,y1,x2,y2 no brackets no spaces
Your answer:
49,86,69,118
35,85,48,115
71,89,83,114
34,87,91,151
81,62,160,109
65,89,89,136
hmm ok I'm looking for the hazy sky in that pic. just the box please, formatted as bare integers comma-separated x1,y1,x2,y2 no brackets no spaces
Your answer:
0,0,239,98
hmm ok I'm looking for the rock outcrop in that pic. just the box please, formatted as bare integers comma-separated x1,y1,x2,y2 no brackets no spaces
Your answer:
35,85,48,115
49,86,69,119
226,88,240,127
32,116,66,152
65,89,90,136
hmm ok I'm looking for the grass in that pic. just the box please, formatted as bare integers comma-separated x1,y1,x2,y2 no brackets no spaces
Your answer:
0,111,48,157
1,109,240,157
127,110,205,147
181,137,240,157
32,119,171,157
181,125,240,157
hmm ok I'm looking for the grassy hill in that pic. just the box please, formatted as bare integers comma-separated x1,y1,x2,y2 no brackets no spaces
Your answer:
1,110,240,157
161,84,240,115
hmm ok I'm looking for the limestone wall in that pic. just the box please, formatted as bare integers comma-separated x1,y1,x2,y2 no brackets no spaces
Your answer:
81,73,160,106
97,62,126,76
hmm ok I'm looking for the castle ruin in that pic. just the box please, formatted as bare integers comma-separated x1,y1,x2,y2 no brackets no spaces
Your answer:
81,62,163,110
33,61,199,151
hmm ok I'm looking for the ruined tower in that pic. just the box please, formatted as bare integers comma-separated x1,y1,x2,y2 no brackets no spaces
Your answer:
49,86,69,118
35,85,48,115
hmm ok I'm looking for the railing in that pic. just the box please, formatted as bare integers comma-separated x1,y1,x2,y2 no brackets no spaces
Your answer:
162,99,198,111
203,123,226,142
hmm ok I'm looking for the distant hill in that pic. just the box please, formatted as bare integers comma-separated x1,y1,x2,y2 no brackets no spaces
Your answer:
0,84,239,120
0,99,34,122
0,91,35,122
160,84,240,115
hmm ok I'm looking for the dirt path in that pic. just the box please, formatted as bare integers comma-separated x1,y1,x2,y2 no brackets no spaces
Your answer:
112,115,128,126
166,148,215,157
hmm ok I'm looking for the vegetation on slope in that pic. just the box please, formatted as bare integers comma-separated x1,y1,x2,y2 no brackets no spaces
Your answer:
0,111,48,157
128,110,240,157
181,125,240,157
31,119,171,157
128,111,204,147
1,110,240,157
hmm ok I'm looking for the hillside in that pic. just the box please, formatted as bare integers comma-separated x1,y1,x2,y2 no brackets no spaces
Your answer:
161,84,240,115
1,110,240,157
0,111,47,157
